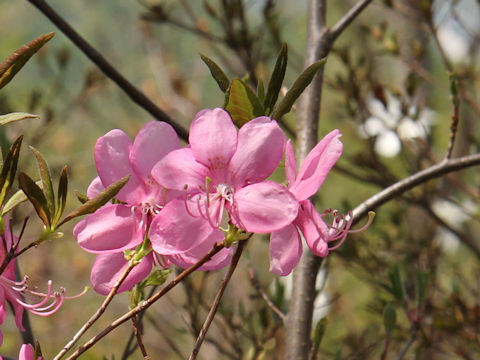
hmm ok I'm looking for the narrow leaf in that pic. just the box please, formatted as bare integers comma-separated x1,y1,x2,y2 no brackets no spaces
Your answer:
2,189,28,216
264,43,288,115
415,270,428,305
257,79,265,103
58,175,130,227
18,172,51,227
53,166,68,226
0,112,39,126
2,180,43,216
383,303,397,333
0,33,55,90
271,58,327,119
200,54,230,92
74,190,88,204
224,79,264,127
0,136,23,208
30,146,55,220
312,317,328,353
387,265,405,303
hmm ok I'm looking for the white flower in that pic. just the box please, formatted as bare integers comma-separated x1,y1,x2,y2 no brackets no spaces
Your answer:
358,92,435,157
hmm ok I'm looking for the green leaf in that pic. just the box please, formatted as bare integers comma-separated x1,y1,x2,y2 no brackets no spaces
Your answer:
2,180,43,216
312,317,328,353
383,303,397,333
415,270,428,305
57,175,130,227
271,58,327,119
224,79,264,126
18,172,51,227
74,190,89,204
1,188,28,215
387,264,405,303
0,135,23,209
200,54,230,92
0,112,39,126
53,166,68,226
0,32,55,90
141,269,171,288
264,43,288,115
30,146,55,220
257,79,265,103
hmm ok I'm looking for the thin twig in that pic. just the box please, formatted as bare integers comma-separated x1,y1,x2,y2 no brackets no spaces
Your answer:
351,152,480,225
65,242,225,359
329,0,373,42
120,286,157,360
247,267,286,323
132,315,149,359
396,331,418,360
26,0,189,141
54,260,138,360
445,74,460,159
412,200,480,259
188,241,245,360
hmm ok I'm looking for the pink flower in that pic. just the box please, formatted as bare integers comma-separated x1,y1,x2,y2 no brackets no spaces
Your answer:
73,121,180,294
269,130,345,276
149,108,298,268
0,220,66,345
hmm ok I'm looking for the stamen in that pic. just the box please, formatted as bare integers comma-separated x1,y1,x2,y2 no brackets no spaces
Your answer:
323,210,374,251
0,275,84,317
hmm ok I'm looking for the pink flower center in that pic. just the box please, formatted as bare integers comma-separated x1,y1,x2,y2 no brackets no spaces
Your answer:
186,183,235,229
132,198,164,230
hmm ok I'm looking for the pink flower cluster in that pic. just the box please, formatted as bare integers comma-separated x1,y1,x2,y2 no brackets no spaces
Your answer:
74,108,347,294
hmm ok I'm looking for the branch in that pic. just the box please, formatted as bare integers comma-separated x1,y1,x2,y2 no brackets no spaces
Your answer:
287,1,327,358
131,316,149,358
188,241,245,360
26,0,189,141
54,261,137,360
248,267,286,323
329,0,374,43
65,242,225,359
351,153,480,224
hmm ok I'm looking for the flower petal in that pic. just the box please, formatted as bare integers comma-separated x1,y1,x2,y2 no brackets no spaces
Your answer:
296,201,329,257
169,242,233,271
269,224,302,276
130,121,180,183
87,176,104,199
285,139,297,185
149,198,223,255
152,147,209,192
94,129,145,203
91,253,153,295
290,130,342,201
189,108,237,181
231,181,298,233
74,204,143,253
19,343,35,360
228,117,286,187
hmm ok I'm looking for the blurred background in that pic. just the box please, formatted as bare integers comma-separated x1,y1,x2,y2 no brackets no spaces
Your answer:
1,0,480,358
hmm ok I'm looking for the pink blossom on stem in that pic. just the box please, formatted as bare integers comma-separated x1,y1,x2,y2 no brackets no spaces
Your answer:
74,121,180,294
269,130,346,276
149,108,299,268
